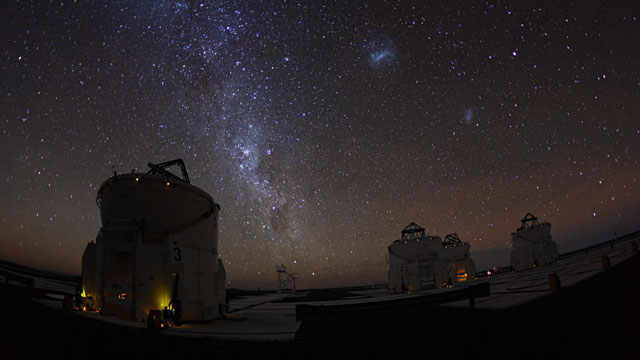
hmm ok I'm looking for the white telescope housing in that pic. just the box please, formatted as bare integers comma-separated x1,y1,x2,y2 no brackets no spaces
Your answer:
388,223,476,293
81,160,226,322
510,213,559,271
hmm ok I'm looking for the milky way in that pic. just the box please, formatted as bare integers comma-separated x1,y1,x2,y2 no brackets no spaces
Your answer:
1,1,639,289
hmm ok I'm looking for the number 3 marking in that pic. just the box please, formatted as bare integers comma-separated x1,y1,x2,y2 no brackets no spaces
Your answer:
173,247,182,262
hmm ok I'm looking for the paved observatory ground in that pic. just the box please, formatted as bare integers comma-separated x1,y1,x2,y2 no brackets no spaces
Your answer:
1,233,639,357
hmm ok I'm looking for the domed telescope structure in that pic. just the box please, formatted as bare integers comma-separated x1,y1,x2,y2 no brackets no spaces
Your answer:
510,213,559,271
81,159,226,323
387,223,476,293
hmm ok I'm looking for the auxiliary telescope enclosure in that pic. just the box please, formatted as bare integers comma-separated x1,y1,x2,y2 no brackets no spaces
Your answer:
81,159,226,322
388,223,477,293
510,213,559,271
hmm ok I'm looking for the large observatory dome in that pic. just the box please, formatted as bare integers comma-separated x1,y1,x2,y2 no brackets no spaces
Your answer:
97,171,218,241
81,159,226,324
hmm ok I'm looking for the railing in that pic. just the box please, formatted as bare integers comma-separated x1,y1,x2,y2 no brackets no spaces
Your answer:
0,269,35,288
559,230,640,260
296,281,490,321
475,229,640,274
0,261,81,307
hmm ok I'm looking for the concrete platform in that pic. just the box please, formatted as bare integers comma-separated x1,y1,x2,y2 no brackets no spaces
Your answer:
36,293,301,341
9,232,640,341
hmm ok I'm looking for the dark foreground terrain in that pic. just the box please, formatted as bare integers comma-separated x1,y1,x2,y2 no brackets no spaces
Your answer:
2,254,639,359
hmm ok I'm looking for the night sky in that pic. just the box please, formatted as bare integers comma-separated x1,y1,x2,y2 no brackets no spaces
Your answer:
1,1,639,289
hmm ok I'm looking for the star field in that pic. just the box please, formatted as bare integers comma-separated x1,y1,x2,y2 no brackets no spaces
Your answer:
1,1,639,289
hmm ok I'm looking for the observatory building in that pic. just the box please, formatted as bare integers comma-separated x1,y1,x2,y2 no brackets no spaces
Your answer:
387,223,477,293
81,159,226,323
510,213,559,271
